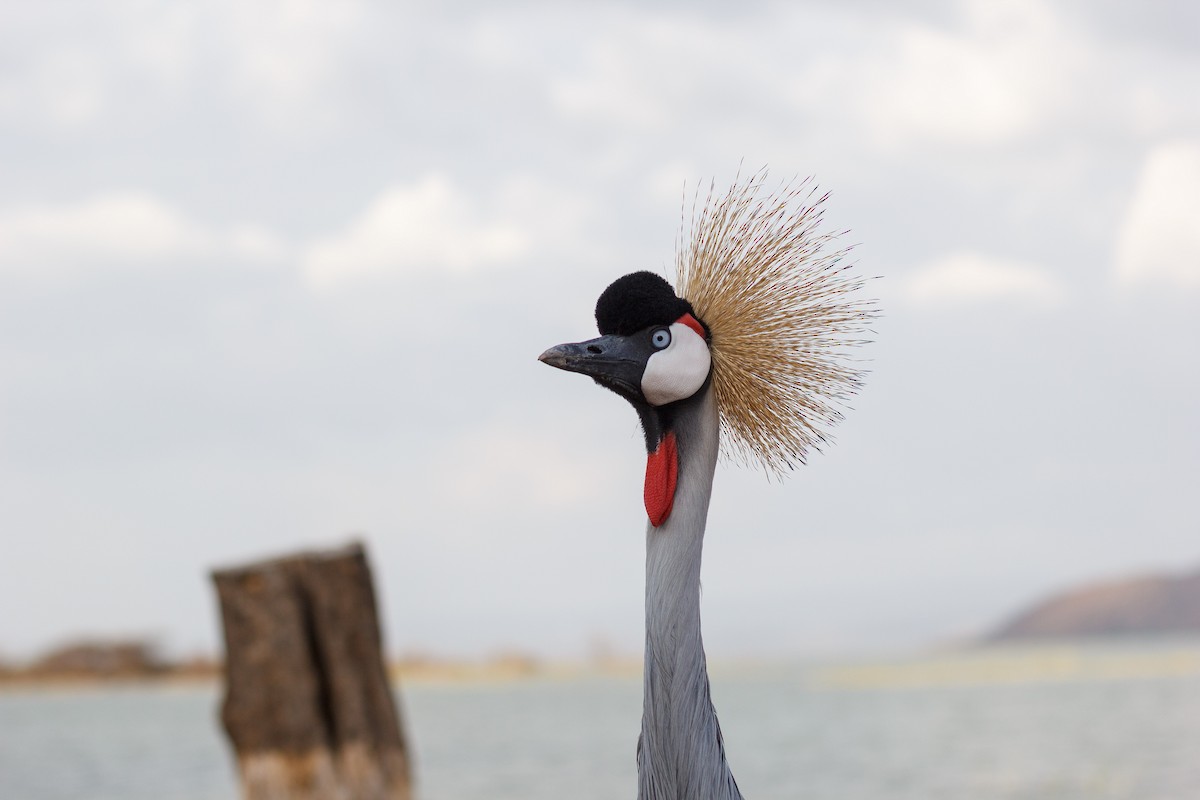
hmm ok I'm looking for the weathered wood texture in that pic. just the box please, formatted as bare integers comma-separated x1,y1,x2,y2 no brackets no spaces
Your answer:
213,543,412,800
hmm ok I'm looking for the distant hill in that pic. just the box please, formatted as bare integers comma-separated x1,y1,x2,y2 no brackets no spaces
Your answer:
0,639,219,685
31,640,165,677
989,567,1200,641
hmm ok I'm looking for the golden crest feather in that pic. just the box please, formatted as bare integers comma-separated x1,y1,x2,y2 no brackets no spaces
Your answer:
674,170,876,474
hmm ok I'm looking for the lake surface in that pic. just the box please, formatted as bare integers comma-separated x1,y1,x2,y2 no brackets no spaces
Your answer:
3,642,1199,800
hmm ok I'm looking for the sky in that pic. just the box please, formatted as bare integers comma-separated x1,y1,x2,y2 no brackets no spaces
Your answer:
1,0,1197,662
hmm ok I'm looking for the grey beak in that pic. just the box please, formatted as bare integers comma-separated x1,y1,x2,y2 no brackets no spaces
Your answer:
538,334,649,399
537,343,580,370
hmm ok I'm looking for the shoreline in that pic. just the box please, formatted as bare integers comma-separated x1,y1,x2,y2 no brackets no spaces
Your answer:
0,658,647,692
7,638,1200,693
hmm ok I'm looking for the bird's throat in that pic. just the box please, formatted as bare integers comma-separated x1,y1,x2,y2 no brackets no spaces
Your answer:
644,431,678,527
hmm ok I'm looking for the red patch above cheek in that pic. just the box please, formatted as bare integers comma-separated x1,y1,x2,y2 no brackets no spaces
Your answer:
644,431,678,527
676,313,706,340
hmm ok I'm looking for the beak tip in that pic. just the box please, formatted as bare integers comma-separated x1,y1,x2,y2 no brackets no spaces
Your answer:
538,345,570,369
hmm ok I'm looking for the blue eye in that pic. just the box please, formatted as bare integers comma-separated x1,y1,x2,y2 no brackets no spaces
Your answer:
651,328,671,349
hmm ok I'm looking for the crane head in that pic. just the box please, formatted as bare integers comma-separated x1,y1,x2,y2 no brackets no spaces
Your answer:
540,170,875,498
539,271,712,412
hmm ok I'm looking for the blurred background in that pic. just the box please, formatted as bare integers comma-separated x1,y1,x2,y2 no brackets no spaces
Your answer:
1,0,1198,798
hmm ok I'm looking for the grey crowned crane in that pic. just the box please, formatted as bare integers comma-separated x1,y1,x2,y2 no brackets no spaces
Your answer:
539,173,874,800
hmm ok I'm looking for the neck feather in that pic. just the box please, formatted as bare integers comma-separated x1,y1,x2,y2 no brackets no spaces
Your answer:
638,387,743,800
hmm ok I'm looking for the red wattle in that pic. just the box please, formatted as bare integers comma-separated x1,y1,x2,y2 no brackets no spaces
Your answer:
644,431,678,527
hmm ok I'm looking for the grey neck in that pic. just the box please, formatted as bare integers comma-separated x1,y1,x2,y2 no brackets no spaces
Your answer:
638,387,743,800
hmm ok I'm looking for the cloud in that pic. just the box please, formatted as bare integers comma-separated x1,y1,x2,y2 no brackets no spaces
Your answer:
0,175,591,290
216,0,367,127
526,0,1085,155
854,0,1075,149
301,174,598,289
428,426,616,513
546,10,726,133
0,1,370,126
0,192,285,276
3,48,107,128
905,251,1065,307
1113,140,1200,289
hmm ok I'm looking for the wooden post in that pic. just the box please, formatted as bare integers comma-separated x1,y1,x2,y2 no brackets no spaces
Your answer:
212,542,412,800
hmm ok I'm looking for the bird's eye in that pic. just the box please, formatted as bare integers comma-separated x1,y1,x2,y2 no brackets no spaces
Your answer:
651,328,671,349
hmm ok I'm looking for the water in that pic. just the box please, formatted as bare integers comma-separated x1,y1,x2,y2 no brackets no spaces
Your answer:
3,644,1200,800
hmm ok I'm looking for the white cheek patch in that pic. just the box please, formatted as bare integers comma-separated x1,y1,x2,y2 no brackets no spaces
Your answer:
641,321,712,406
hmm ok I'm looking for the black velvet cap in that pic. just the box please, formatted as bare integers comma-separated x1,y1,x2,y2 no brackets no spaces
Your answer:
594,271,698,336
